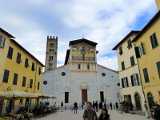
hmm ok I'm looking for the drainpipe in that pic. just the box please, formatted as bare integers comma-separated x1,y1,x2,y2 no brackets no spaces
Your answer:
34,63,38,93
132,42,146,102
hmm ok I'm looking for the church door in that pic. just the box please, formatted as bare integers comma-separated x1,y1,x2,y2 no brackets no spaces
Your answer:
82,89,88,102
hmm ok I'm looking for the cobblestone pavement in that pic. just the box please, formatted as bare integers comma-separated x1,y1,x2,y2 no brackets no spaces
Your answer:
34,109,154,120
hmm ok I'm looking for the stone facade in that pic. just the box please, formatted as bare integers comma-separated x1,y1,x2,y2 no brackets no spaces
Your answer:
43,38,120,107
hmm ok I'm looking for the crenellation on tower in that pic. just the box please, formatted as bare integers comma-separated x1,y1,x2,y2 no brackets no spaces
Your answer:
45,36,58,71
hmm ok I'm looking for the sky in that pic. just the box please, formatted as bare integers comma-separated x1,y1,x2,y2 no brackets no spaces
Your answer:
0,0,158,70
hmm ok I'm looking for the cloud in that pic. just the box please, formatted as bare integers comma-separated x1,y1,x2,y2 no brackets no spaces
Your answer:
0,0,157,71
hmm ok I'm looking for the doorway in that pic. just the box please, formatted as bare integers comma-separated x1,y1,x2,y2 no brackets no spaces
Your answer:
135,93,141,110
100,91,104,102
82,89,88,102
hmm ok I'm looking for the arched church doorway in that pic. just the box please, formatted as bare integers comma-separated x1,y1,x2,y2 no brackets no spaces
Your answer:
135,93,141,110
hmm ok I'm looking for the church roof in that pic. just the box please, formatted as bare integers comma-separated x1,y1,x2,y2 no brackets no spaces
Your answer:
97,64,118,73
69,38,97,46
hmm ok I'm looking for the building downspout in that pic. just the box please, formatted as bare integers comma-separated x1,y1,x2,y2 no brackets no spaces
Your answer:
132,42,146,102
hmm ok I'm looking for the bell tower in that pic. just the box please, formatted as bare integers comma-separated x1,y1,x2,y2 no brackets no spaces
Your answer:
156,0,160,10
45,36,58,71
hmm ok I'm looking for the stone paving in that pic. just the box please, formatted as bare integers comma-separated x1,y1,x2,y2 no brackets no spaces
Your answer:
34,109,154,120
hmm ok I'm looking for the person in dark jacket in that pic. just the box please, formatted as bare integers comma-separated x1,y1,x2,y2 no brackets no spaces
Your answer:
154,105,160,120
83,102,98,120
99,108,110,120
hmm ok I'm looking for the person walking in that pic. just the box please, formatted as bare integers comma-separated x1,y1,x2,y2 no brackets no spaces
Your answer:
99,108,110,120
61,101,63,112
115,102,119,110
81,101,84,110
99,101,103,110
83,102,98,120
95,101,98,112
154,104,160,120
144,101,150,118
110,102,112,110
73,102,78,114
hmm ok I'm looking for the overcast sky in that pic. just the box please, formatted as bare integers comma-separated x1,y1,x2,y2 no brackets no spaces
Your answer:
0,0,158,70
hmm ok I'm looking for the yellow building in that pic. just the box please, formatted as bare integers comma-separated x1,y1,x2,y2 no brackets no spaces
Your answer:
156,0,160,10
0,27,44,114
132,10,160,109
113,31,146,111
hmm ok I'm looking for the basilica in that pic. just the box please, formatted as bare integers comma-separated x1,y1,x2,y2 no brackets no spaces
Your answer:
42,37,120,107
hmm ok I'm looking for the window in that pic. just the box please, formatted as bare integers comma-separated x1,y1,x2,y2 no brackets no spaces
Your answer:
38,67,41,75
25,58,29,68
37,82,40,90
13,73,18,85
131,74,139,86
30,79,33,88
138,43,145,56
0,35,5,48
65,92,69,103
61,72,66,76
121,61,125,70
130,56,135,66
50,42,54,47
78,64,81,69
119,46,123,55
49,49,54,53
31,63,35,71
121,77,129,88
156,61,160,78
43,81,47,85
135,43,145,58
102,73,106,77
150,33,159,49
22,77,26,87
143,68,149,83
127,39,132,49
16,52,22,64
3,69,10,83
49,56,53,61
100,91,104,102
7,47,13,59
87,64,90,70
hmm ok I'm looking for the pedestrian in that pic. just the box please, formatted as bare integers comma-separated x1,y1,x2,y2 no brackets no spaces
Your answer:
61,101,63,112
144,101,150,118
99,108,110,120
83,102,98,120
95,101,98,112
81,101,84,110
153,104,160,120
73,102,78,114
99,101,103,110
115,102,118,110
110,102,112,110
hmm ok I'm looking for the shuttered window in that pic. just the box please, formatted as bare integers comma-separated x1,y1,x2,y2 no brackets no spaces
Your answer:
150,33,159,49
156,61,160,78
13,73,18,85
3,69,10,83
7,47,13,59
143,68,149,83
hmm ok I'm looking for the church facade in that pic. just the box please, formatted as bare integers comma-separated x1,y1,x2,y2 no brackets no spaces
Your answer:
42,38,120,107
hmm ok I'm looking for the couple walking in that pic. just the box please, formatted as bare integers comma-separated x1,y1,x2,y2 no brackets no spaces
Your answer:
83,102,110,120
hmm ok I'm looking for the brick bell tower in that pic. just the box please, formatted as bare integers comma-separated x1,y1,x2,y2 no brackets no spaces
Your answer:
45,36,58,71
